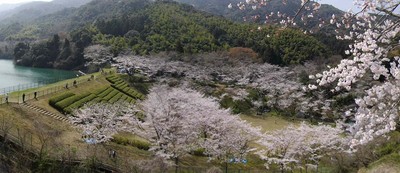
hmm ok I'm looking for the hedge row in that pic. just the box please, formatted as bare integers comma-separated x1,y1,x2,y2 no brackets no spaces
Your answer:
106,75,123,84
49,92,75,107
54,93,92,112
120,95,128,102
109,92,123,104
97,87,114,98
112,136,150,150
114,85,144,100
114,82,129,90
125,97,137,104
93,86,110,95
103,89,119,101
108,75,145,100
90,97,103,104
64,94,98,114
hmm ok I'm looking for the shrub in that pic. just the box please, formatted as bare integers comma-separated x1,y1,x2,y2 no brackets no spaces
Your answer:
93,86,109,95
135,112,145,121
103,89,119,101
119,95,128,102
49,92,75,107
106,75,124,84
232,99,253,114
53,93,91,112
112,136,150,150
64,94,98,114
334,94,355,108
126,97,133,103
116,85,144,100
192,148,206,156
97,87,113,98
90,97,102,104
220,95,235,109
109,92,123,103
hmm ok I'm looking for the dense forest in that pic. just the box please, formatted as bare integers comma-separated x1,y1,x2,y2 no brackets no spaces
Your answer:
11,0,338,70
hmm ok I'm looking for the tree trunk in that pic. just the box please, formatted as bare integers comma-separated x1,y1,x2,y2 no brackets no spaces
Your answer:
225,161,228,173
175,157,179,173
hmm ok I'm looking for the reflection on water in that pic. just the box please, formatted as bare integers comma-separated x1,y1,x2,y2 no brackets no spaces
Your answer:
0,59,77,89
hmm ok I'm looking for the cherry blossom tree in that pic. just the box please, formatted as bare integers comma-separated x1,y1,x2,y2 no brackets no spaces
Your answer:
232,0,400,146
256,122,348,172
70,102,139,144
306,1,400,146
115,55,318,114
84,44,113,67
138,85,260,172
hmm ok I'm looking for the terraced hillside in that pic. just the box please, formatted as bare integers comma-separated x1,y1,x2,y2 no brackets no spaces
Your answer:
49,75,145,114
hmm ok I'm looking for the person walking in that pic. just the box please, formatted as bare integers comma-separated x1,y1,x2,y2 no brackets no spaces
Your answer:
22,93,25,103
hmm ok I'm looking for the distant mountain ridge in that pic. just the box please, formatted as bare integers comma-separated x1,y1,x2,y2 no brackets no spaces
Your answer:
0,0,92,25
175,0,343,27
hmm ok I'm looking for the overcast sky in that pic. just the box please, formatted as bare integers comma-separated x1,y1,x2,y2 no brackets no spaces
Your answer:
0,0,356,11
320,0,356,11
0,0,51,5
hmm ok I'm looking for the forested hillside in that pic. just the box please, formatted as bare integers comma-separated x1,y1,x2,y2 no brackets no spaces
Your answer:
12,0,330,70
175,0,343,26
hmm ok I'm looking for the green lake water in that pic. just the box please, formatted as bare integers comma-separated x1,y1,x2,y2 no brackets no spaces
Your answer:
0,59,77,92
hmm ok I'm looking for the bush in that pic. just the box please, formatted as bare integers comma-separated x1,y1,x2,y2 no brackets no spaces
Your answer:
119,95,128,102
219,96,253,114
112,136,150,150
90,97,103,104
116,85,144,100
106,75,124,84
192,148,206,156
93,86,109,95
49,92,75,107
109,92,123,103
334,94,355,107
126,97,133,103
220,95,235,109
64,94,98,114
53,93,91,112
135,112,145,121
103,89,119,101
97,87,113,98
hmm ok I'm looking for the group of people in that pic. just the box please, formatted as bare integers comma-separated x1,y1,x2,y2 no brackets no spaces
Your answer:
2,91,37,104
4,72,100,104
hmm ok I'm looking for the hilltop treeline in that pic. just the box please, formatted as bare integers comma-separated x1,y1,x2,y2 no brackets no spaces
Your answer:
13,0,330,69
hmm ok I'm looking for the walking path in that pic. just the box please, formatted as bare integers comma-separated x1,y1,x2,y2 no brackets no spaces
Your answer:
20,103,69,122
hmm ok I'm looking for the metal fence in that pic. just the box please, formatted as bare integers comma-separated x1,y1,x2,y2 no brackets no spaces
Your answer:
0,79,63,96
0,75,99,105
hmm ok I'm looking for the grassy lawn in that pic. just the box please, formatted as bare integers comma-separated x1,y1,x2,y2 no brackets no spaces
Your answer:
358,153,400,173
240,114,293,132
